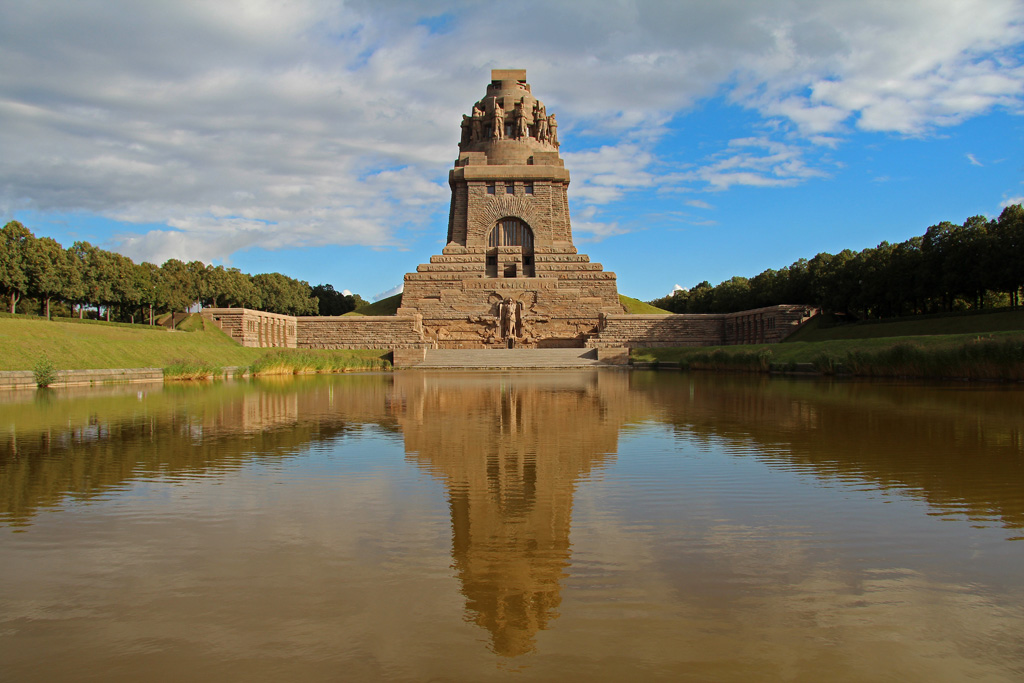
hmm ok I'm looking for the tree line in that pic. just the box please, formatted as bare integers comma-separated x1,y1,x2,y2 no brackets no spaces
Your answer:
0,221,366,322
650,204,1024,318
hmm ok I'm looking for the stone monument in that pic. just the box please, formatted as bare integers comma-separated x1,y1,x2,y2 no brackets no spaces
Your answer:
204,70,816,358
398,69,622,349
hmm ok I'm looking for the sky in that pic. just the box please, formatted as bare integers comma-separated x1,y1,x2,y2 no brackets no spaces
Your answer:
1,0,1022,302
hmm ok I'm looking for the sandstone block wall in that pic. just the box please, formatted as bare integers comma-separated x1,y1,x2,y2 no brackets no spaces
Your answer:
591,306,816,348
204,308,297,348
203,308,427,350
590,314,726,348
722,305,816,345
296,316,426,350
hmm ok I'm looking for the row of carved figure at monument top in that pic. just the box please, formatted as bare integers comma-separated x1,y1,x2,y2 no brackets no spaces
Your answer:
461,100,558,146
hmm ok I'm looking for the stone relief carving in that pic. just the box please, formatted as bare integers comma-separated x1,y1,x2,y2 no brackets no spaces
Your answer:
548,113,558,148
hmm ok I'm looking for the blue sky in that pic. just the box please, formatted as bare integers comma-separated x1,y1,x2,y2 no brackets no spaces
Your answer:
2,0,1022,301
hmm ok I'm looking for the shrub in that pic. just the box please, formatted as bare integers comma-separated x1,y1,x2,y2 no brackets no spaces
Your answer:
32,355,58,388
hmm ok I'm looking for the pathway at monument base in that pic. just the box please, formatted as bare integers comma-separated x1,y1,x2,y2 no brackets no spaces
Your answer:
203,70,816,366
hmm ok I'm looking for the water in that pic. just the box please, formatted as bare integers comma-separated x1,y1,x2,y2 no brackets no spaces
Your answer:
1,371,1022,681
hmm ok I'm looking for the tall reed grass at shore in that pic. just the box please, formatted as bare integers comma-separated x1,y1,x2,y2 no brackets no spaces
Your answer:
246,350,391,376
163,349,391,380
834,337,1024,380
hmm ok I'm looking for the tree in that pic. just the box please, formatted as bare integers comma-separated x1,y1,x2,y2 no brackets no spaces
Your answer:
990,204,1024,308
253,272,317,315
134,262,161,324
26,236,70,319
160,259,199,316
0,221,33,313
109,253,142,323
711,276,753,313
312,283,361,316
80,243,116,321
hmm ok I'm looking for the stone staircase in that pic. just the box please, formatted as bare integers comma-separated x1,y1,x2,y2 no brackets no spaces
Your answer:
406,348,610,369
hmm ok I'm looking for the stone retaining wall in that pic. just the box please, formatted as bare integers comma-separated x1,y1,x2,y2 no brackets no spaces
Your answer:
296,315,426,350
203,308,297,348
591,305,816,348
0,368,163,391
203,305,815,352
590,314,725,348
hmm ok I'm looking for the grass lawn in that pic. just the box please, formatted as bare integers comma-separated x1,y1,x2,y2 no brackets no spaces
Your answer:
0,313,389,372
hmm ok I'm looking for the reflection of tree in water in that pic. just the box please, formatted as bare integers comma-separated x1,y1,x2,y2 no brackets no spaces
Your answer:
0,377,396,525
392,372,638,657
641,373,1024,529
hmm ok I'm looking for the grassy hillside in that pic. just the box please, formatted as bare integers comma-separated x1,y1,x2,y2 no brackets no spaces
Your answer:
345,293,403,316
620,294,671,314
0,313,388,372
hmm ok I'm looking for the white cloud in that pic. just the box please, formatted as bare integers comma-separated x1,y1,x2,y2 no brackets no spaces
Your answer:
679,137,832,191
685,200,714,209
0,0,1021,262
1000,196,1024,208
373,284,404,302
967,153,983,166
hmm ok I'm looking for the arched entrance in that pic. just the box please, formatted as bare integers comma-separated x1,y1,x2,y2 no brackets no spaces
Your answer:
487,218,535,277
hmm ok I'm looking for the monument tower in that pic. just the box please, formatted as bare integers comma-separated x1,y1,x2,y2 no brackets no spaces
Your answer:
398,69,622,348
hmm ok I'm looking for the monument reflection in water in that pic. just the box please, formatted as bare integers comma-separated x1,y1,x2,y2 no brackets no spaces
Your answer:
392,372,633,656
1,372,1023,680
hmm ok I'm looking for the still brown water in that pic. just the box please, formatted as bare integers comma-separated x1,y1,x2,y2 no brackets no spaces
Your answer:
1,371,1022,681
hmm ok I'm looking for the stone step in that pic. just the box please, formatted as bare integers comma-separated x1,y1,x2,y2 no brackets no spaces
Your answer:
411,347,606,369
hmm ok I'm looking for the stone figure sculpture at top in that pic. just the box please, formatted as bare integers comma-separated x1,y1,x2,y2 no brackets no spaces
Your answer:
515,102,529,140
458,73,561,153
492,101,505,140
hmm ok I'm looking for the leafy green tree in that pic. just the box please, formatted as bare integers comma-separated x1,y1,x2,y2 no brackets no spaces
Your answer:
311,283,362,315
201,265,257,309
711,276,752,312
83,244,116,321
0,221,33,313
991,204,1024,308
253,272,317,315
134,262,161,324
66,242,93,318
108,253,142,322
160,259,199,316
25,236,71,319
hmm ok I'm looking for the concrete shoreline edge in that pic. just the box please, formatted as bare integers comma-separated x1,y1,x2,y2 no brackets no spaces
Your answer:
0,367,164,391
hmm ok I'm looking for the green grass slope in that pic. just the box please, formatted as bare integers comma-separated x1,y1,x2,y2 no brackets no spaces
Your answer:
619,294,671,314
345,293,403,316
0,314,388,372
